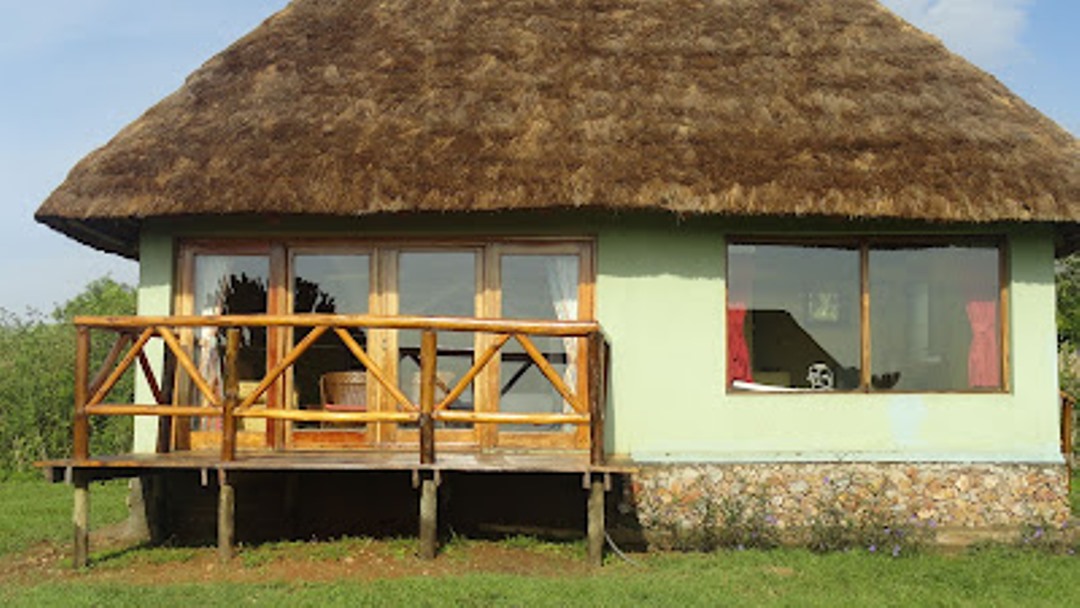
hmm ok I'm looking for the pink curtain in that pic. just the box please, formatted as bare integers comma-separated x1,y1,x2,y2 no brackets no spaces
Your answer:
728,303,753,384
966,300,1000,388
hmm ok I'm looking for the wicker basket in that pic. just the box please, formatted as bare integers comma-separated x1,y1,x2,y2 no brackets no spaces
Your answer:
319,370,367,411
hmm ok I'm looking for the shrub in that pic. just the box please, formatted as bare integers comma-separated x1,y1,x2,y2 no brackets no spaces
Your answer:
0,277,135,476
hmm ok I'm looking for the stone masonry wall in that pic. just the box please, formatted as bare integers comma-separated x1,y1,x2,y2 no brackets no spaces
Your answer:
627,463,1070,547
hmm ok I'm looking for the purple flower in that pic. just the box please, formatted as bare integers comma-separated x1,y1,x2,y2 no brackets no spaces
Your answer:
868,545,877,553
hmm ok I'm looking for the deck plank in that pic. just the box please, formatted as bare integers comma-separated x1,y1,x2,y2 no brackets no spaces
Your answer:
37,450,634,481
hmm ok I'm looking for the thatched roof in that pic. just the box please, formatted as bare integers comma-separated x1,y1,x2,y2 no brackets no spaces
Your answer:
36,0,1080,257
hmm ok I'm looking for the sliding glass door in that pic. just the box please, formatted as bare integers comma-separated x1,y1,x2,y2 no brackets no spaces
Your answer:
289,251,371,447
176,240,593,451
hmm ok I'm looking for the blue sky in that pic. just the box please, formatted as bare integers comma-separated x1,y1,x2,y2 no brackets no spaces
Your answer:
1,0,1077,313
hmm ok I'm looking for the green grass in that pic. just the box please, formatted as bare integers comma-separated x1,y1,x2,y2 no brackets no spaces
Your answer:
1,549,1079,607
0,475,1077,606
0,478,128,556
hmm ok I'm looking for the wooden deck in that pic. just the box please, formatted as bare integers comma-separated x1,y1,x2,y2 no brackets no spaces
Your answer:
40,450,633,482
43,449,631,569
52,313,619,567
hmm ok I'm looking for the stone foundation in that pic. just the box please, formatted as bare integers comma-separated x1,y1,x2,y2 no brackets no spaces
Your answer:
626,462,1070,547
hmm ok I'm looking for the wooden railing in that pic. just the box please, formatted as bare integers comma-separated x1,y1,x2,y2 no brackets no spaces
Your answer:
72,314,609,465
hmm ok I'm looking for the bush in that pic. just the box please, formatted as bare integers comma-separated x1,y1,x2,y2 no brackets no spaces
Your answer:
0,278,135,476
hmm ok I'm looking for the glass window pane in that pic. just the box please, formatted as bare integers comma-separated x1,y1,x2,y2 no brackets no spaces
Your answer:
292,254,370,428
870,245,1000,391
499,255,581,431
191,254,269,431
728,244,861,391
398,252,477,426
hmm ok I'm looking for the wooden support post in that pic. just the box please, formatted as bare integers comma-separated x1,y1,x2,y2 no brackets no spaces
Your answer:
74,327,91,461
155,350,177,454
587,473,605,567
217,471,235,563
587,333,606,466
221,328,240,463
72,471,90,569
419,329,437,465
418,472,438,560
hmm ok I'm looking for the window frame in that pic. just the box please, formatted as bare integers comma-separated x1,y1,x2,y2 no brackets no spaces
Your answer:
725,235,1009,395
174,237,596,450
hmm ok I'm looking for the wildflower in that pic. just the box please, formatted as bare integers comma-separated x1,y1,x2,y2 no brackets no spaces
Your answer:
892,545,901,557
868,544,877,553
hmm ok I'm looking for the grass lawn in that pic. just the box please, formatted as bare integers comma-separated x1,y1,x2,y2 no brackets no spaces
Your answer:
0,471,1075,607
0,478,128,556
1,546,1078,607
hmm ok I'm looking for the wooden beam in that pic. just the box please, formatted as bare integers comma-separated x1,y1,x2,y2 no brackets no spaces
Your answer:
436,411,588,425
217,471,235,563
157,327,222,408
72,472,90,569
419,330,437,465
87,328,153,408
74,327,90,461
156,354,177,454
436,333,510,412
515,334,586,414
237,409,417,423
237,325,327,410
77,314,599,337
334,327,417,412
418,473,438,560
136,349,166,405
221,329,240,463
87,332,132,397
85,404,222,417
587,474,604,567
587,333,606,466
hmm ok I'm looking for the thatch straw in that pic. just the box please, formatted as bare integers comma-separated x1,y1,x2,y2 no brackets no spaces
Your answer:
35,0,1079,257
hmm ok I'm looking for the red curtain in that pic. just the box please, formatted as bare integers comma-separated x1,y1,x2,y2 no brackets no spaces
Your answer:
728,303,752,384
966,300,1000,388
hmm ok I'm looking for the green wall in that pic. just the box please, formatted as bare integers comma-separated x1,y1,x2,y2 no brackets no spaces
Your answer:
131,215,1063,463
132,230,173,453
596,223,1061,463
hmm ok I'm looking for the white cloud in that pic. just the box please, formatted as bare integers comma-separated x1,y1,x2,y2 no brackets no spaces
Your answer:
880,0,1032,69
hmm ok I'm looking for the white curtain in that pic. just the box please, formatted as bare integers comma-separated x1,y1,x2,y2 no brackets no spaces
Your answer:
194,257,232,416
544,256,579,416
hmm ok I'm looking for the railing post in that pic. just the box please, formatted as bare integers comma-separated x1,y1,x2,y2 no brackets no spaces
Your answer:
419,329,437,465
587,332,606,466
221,328,240,463
156,350,177,454
74,326,91,461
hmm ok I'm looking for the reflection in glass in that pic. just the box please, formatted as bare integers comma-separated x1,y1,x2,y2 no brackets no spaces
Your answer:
500,254,580,431
870,246,999,391
398,252,477,427
191,255,269,431
728,245,861,391
292,254,370,429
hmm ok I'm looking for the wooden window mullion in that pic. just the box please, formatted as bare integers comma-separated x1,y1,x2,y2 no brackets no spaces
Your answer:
860,241,871,392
